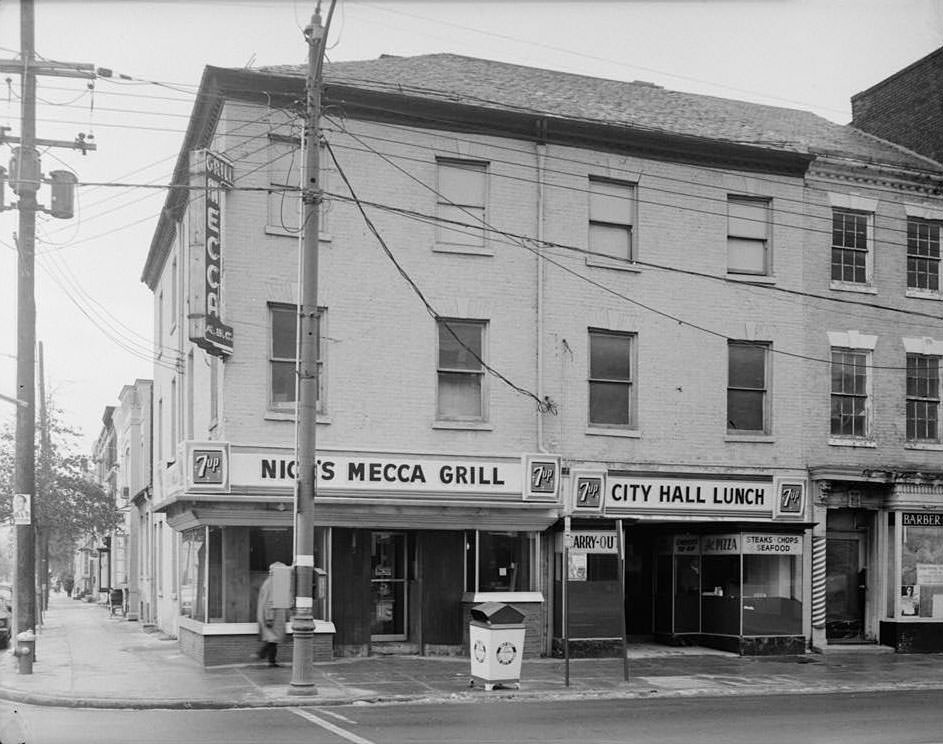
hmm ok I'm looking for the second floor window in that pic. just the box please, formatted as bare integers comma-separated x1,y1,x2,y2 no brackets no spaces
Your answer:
589,177,635,263
437,319,486,421
907,217,941,292
727,341,769,433
830,348,869,438
831,209,871,286
268,138,302,233
436,159,487,251
907,354,940,441
727,196,770,275
588,329,635,428
270,304,323,412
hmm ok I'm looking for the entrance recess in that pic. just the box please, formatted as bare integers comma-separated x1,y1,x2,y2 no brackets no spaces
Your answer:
371,531,407,640
825,533,866,642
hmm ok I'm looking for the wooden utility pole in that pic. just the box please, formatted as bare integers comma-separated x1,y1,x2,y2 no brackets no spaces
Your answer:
1,0,96,673
289,0,335,694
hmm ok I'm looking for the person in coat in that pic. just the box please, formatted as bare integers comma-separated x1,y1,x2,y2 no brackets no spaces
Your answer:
257,562,288,667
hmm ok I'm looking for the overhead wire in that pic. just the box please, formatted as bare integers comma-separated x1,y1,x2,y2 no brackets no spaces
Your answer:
320,132,932,372
323,138,554,413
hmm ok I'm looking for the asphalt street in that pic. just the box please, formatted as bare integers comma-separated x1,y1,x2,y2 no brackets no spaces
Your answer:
3,690,942,744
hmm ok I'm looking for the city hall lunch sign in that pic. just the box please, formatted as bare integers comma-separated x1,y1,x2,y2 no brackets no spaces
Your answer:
184,445,561,500
605,474,774,517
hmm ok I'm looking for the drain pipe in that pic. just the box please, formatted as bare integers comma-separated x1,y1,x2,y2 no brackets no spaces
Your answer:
536,139,548,454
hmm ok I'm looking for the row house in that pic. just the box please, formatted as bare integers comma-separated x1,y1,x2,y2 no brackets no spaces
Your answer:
140,53,943,664
113,380,154,623
88,407,117,603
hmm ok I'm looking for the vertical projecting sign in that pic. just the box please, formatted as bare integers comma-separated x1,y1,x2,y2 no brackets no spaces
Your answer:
189,150,234,357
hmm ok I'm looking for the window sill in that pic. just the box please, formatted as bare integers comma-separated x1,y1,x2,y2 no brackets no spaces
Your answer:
905,441,943,451
906,289,942,301
726,274,776,285
829,282,877,295
586,427,640,439
432,420,494,431
725,434,774,443
265,226,333,242
433,243,494,257
586,256,641,273
828,437,876,448
264,410,332,425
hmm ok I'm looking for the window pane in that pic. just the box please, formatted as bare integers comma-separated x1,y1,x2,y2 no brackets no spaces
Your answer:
477,532,529,591
439,321,482,370
589,222,631,260
728,198,768,240
727,237,766,274
590,332,631,380
271,361,296,404
272,308,297,358
901,524,943,618
590,179,634,224
729,343,766,388
436,204,485,247
438,161,486,205
742,554,802,635
437,372,482,419
728,390,764,431
589,381,630,425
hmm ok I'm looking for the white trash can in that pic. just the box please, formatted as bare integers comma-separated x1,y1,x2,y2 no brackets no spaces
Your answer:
469,602,526,690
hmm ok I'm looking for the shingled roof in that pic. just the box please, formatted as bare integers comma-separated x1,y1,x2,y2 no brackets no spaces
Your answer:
259,52,942,173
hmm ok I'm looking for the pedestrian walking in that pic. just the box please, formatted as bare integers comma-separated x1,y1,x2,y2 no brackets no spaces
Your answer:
256,562,287,667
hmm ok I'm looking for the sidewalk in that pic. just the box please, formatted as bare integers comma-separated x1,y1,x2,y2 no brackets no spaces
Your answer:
1,594,941,710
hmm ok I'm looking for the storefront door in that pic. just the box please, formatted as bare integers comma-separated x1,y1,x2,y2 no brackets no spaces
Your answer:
371,532,407,641
826,533,866,642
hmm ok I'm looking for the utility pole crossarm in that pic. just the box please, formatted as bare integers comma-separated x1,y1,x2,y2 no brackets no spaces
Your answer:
0,59,96,79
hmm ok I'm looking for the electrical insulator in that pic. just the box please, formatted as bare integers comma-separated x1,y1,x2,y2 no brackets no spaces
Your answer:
49,170,78,219
9,147,41,195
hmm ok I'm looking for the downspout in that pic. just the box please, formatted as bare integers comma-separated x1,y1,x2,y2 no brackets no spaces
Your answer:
536,135,548,454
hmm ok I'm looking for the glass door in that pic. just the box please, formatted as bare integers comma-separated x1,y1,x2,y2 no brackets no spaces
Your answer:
826,533,866,642
371,532,407,640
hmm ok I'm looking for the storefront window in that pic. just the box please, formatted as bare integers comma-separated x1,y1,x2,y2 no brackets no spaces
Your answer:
180,528,205,621
900,514,943,619
742,554,802,634
701,553,741,636
466,531,533,591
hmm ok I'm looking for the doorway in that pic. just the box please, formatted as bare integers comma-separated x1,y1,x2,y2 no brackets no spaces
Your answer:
825,532,866,642
370,531,407,641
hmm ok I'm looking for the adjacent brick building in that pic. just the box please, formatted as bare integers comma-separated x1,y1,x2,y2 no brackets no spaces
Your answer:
140,53,943,664
852,46,943,162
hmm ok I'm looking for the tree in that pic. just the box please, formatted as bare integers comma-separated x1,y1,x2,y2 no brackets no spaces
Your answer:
0,397,120,608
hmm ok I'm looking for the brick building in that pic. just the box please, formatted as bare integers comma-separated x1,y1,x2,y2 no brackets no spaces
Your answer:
852,46,943,163
141,54,943,664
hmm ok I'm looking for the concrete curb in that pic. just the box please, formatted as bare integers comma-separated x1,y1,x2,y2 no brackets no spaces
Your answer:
2,679,943,710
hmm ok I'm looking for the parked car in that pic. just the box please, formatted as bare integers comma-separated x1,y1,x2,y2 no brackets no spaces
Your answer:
0,583,12,649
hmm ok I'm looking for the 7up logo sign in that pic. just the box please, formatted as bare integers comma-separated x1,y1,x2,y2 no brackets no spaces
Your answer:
575,476,602,510
192,448,226,486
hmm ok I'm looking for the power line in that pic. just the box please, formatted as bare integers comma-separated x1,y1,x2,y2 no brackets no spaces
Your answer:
324,138,554,413
320,146,931,373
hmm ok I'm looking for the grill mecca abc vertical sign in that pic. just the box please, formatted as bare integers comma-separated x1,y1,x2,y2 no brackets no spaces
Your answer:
189,150,234,357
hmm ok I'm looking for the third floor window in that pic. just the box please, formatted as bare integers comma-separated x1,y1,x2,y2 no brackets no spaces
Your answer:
907,217,941,293
831,209,872,286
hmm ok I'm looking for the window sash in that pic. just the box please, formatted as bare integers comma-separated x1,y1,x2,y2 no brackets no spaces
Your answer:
589,179,634,225
907,218,941,290
727,237,767,275
437,320,485,420
831,210,870,284
588,330,634,427
907,354,940,441
269,305,323,411
727,342,768,432
830,350,869,437
728,197,768,240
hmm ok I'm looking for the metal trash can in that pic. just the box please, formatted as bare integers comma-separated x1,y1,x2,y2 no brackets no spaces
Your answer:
468,602,526,690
